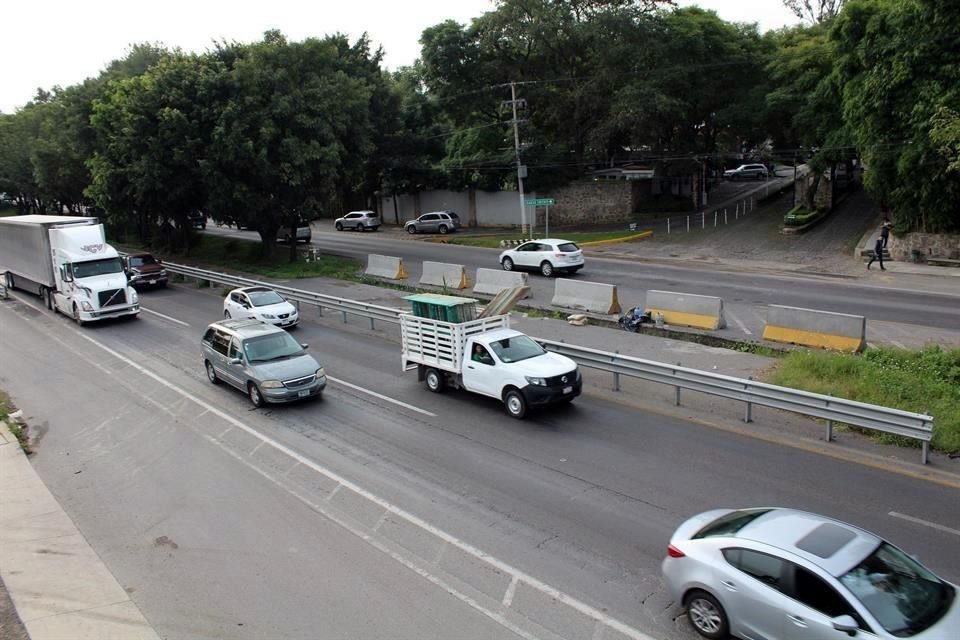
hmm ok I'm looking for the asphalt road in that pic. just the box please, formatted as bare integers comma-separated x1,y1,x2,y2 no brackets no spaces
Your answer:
1,284,958,640
203,223,960,349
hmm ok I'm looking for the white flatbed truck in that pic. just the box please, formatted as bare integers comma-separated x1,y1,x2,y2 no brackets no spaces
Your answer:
400,312,582,418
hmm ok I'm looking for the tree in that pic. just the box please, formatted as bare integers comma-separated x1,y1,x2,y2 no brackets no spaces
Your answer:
829,0,960,231
783,0,847,24
205,31,376,259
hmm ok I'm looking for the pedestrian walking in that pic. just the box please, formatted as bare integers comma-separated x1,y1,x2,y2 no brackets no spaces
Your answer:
867,236,886,270
881,218,891,248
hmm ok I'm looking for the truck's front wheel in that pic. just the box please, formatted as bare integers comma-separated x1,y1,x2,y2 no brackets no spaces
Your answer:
425,368,445,393
72,303,85,326
504,389,527,419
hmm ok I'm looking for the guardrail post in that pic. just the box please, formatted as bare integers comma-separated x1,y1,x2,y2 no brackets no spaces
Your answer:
341,310,348,323
667,218,670,235
744,376,753,423
675,362,681,406
724,210,728,225
613,350,620,391
713,211,718,227
369,312,376,330
825,393,833,442
701,212,705,229
686,216,690,233
921,411,930,464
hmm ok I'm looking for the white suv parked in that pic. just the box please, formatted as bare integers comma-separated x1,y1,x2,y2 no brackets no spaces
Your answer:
335,210,380,231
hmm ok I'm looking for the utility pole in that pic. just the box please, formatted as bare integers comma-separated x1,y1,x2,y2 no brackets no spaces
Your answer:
508,82,528,237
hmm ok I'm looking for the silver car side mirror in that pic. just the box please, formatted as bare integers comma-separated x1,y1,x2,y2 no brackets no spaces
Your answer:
229,358,242,365
300,343,309,350
831,615,858,636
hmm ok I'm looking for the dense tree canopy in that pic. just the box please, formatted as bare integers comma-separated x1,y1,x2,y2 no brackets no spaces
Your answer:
1,0,957,237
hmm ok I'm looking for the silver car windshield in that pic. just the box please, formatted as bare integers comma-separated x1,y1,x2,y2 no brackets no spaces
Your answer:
243,332,304,363
247,290,285,307
489,335,545,363
839,542,954,635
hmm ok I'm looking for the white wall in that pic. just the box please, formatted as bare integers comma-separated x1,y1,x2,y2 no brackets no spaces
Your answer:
380,190,530,227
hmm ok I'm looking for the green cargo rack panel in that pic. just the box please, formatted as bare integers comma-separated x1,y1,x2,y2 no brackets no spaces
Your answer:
404,293,479,323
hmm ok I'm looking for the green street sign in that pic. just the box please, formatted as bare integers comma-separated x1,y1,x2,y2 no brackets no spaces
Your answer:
525,198,555,206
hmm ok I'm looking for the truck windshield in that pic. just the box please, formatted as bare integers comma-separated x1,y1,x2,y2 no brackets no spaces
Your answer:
489,335,546,363
72,257,123,278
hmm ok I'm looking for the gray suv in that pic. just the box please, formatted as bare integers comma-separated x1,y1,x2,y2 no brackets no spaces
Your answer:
723,163,769,181
404,211,461,234
201,318,326,407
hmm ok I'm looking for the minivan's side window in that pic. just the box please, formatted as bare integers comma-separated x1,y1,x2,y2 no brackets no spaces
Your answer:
229,338,243,360
211,330,231,356
202,328,217,344
722,548,786,591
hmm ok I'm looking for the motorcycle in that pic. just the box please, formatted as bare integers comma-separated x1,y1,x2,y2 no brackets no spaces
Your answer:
618,306,652,332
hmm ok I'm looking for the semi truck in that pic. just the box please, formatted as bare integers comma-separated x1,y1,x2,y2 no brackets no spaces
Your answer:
0,215,140,324
400,305,582,419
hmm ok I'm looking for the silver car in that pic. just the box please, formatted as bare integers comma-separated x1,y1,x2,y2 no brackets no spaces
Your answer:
662,507,959,640
404,211,460,234
202,319,326,407
724,164,769,181
335,210,380,231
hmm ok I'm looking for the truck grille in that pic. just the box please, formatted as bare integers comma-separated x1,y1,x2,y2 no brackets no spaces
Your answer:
544,369,577,387
98,289,127,307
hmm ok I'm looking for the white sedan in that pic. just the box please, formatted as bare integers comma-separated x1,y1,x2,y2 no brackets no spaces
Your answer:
223,286,299,328
499,239,584,277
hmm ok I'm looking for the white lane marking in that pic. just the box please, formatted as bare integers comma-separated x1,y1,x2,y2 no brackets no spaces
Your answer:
889,512,960,537
51,315,654,640
140,307,190,327
327,375,436,417
725,309,753,335
868,325,906,349
204,434,544,640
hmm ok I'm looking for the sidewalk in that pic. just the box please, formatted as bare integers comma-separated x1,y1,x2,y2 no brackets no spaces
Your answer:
0,420,160,640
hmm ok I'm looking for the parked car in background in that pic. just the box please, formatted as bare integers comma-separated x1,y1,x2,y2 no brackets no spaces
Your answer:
499,239,584,277
188,212,207,229
223,286,299,328
201,318,326,407
723,164,769,181
119,251,168,289
335,210,380,231
662,507,959,640
277,219,312,243
404,211,461,234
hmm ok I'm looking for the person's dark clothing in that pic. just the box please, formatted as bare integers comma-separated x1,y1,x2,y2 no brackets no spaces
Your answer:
867,238,885,270
880,222,891,248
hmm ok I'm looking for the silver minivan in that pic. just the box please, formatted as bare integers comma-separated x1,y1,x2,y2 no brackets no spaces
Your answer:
201,319,326,407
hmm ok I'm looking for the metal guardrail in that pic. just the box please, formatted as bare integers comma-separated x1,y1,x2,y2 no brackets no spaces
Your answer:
164,263,404,329
539,339,934,464
164,263,935,463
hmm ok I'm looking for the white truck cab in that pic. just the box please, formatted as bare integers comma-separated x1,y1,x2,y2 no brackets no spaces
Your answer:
401,305,582,418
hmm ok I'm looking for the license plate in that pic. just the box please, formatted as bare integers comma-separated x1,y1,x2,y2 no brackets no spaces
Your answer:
298,390,310,398
563,385,573,394
149,279,156,285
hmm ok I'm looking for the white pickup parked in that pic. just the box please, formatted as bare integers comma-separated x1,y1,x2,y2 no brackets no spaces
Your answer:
400,313,582,418
0,215,140,325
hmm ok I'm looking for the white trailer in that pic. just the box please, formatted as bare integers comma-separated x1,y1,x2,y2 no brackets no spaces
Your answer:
0,215,139,324
400,313,582,418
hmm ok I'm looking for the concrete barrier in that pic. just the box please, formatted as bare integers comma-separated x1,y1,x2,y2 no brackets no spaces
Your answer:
552,279,621,315
473,268,529,297
763,304,866,352
365,254,407,280
420,261,471,289
645,290,726,330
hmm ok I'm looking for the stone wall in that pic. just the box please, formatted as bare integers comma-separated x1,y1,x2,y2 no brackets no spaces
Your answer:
538,181,634,226
888,232,960,261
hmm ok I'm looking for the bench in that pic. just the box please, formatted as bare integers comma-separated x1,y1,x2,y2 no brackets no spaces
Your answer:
926,257,960,267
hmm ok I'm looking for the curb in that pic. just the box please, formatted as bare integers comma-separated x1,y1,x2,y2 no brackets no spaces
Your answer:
0,420,161,640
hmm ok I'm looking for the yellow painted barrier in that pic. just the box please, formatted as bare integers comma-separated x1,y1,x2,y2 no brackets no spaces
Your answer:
580,230,653,247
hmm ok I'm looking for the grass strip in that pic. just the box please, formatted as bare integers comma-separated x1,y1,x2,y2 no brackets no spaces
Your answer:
765,346,960,453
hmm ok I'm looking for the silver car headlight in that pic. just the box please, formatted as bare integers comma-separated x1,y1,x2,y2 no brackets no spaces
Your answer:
525,376,546,386
261,380,284,389
261,313,276,319
315,367,326,378
80,301,94,311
